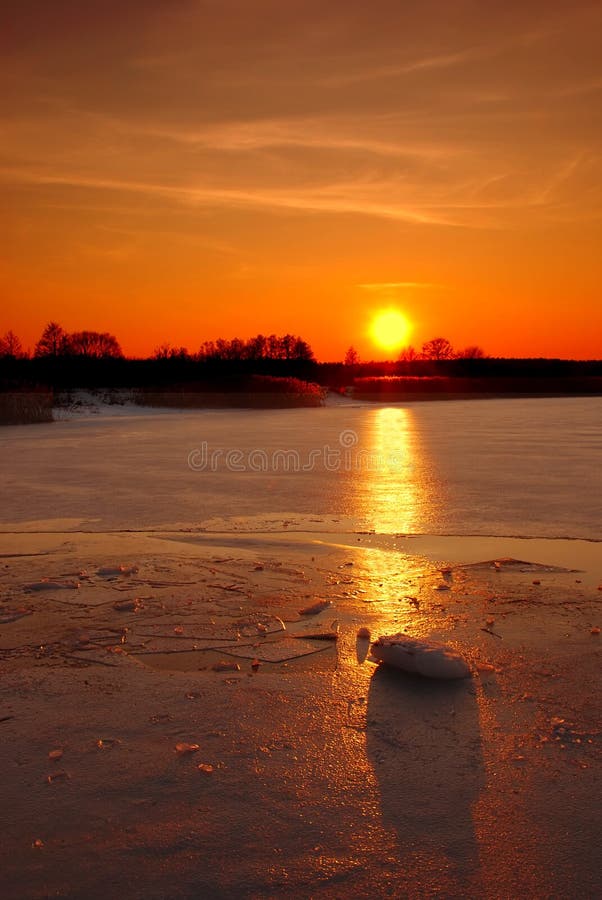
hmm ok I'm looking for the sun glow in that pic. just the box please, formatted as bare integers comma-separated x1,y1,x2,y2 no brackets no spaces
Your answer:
370,309,411,352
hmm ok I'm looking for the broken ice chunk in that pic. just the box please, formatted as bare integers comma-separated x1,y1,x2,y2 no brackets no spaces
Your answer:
299,599,332,616
370,633,471,680
97,565,139,577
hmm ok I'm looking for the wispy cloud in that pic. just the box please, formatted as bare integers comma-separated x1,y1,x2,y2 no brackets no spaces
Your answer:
45,107,463,162
134,118,453,159
317,24,561,88
1,4,600,238
321,47,485,87
0,167,457,226
3,152,599,230
533,152,588,205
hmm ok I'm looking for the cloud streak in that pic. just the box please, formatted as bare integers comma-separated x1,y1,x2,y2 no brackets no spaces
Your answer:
2,140,598,232
125,116,459,160
0,166,456,225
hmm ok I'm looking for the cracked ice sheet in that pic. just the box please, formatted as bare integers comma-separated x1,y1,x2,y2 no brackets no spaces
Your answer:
0,526,601,899
218,637,334,663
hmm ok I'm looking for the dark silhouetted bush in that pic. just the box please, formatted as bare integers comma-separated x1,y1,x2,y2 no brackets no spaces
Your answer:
0,388,53,424
135,375,325,408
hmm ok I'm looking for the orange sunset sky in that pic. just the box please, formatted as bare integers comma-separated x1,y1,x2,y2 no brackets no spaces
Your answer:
2,0,601,360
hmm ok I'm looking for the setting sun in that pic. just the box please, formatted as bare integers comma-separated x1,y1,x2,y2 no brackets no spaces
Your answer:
369,309,411,352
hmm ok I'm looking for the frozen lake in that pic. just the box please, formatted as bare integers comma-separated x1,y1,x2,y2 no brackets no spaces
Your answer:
1,396,601,541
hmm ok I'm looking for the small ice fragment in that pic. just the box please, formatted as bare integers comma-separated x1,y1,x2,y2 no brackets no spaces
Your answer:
476,662,496,673
197,763,214,773
174,625,184,635
97,565,139,577
25,580,79,591
48,749,63,761
46,771,69,783
293,631,338,641
32,839,44,849
0,610,32,624
212,661,241,673
113,598,142,612
175,742,200,754
591,626,600,635
299,599,332,616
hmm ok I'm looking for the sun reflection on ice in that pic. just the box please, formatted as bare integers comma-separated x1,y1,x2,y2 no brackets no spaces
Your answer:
334,407,447,630
354,406,440,535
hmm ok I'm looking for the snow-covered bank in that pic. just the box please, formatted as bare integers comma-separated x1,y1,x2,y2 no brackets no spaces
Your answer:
52,388,372,421
53,389,153,420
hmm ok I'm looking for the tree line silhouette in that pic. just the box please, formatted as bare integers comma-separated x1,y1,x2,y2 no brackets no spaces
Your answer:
343,337,484,369
33,323,123,359
2,322,480,365
0,324,321,397
0,321,601,398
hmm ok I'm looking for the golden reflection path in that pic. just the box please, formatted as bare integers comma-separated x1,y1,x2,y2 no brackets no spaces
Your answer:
340,406,445,622
351,406,441,535
334,408,558,893
342,408,488,888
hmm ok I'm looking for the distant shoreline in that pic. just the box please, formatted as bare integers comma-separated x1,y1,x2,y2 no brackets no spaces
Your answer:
350,390,602,402
2,381,602,426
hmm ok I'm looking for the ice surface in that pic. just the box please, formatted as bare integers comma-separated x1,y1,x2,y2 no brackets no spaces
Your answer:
1,396,600,540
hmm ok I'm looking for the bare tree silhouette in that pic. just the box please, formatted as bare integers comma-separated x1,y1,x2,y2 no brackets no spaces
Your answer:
421,336,455,360
35,322,69,357
398,345,419,362
0,330,25,358
344,346,360,367
457,345,486,359
68,331,123,359
153,344,189,360
198,334,315,362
